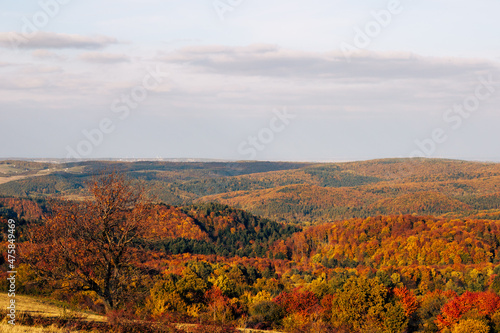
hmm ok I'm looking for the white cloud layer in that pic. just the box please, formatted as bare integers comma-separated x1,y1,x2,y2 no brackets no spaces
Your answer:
79,52,130,63
162,44,498,80
0,32,118,50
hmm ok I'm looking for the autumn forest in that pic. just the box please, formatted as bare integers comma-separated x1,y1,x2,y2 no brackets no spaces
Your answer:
2,158,500,332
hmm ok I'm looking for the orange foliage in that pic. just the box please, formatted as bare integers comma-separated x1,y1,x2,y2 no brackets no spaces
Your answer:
281,215,500,268
144,205,209,241
274,287,319,315
436,291,500,329
394,286,419,316
0,197,44,220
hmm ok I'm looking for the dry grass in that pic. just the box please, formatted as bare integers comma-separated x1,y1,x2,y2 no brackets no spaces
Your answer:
0,295,282,333
0,294,105,323
59,194,90,202
0,175,32,185
0,322,76,332
0,168,54,185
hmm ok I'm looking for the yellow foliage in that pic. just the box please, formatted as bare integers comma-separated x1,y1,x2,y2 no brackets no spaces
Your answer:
187,304,202,318
282,312,309,332
249,290,273,306
451,319,489,333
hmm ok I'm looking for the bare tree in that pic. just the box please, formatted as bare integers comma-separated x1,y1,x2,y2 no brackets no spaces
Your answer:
22,173,148,311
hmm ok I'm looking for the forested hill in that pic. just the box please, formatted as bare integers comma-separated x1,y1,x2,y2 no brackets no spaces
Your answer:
0,197,300,259
277,214,500,268
139,202,300,258
3,160,500,332
1,158,500,223
199,159,500,223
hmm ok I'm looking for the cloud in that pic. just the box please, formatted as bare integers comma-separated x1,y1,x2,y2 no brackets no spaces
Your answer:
79,52,130,63
0,32,119,50
32,49,67,61
0,77,48,90
161,44,498,80
20,65,63,75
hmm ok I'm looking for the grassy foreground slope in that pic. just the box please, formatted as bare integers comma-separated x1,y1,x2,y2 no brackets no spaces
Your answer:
0,294,105,322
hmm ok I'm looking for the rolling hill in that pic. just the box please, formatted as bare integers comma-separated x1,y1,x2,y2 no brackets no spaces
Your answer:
1,158,500,223
3,158,500,332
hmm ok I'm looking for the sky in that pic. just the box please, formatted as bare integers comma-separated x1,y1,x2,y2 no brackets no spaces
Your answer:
0,0,499,162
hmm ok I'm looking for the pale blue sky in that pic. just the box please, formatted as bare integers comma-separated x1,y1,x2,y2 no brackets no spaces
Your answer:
1,0,499,161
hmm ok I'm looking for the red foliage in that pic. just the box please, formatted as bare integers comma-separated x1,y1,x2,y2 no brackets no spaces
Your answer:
204,287,243,323
273,287,319,315
0,197,44,220
436,291,500,329
205,287,228,306
319,294,335,320
394,286,419,316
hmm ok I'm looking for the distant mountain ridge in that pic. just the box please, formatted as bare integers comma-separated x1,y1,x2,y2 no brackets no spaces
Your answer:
1,158,499,223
